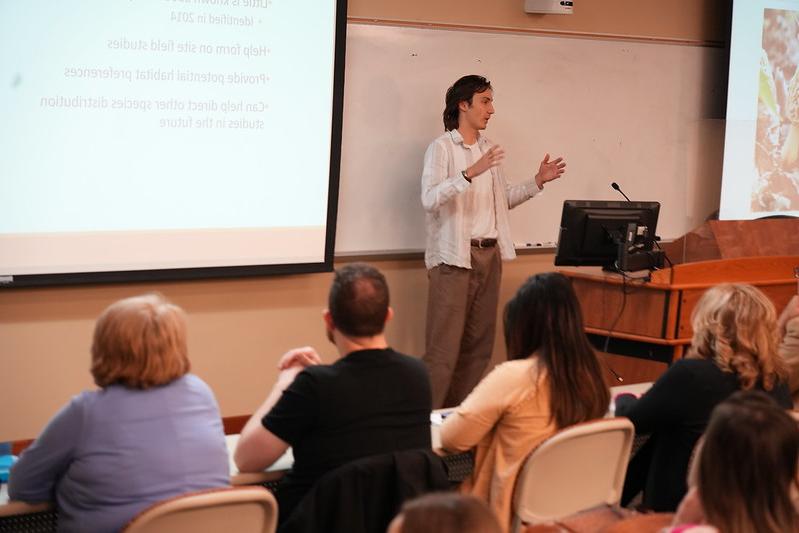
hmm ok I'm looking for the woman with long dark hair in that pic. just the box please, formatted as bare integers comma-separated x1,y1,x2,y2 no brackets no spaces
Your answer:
669,390,799,533
439,272,609,531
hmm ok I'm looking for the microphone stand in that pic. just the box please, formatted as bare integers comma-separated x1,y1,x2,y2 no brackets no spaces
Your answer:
610,182,672,268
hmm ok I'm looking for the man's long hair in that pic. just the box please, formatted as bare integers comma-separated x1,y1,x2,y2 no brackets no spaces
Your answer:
443,75,492,131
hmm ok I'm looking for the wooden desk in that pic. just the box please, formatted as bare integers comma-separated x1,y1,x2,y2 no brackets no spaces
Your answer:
608,382,652,416
0,483,53,532
226,434,293,486
0,435,284,509
0,484,51,519
562,255,799,364
0,421,454,527
0,387,650,529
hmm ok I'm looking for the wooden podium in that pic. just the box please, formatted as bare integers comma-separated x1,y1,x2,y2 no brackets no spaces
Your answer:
561,220,799,369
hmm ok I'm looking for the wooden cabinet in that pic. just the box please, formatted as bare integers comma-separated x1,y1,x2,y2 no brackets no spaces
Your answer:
562,255,799,364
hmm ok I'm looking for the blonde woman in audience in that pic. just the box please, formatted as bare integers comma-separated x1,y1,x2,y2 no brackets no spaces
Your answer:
439,272,610,531
9,294,229,533
616,284,792,513
667,390,799,533
387,493,502,533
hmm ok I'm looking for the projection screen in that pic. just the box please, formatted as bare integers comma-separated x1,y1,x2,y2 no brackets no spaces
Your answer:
720,0,799,219
0,0,346,286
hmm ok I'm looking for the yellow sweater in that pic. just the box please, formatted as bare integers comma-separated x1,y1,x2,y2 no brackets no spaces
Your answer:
439,358,556,532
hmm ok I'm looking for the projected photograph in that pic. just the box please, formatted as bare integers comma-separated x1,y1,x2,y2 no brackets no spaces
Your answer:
754,8,799,212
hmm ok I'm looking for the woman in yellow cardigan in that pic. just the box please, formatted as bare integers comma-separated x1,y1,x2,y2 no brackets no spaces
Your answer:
440,272,610,531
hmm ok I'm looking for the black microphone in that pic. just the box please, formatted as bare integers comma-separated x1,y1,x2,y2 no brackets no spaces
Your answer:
611,182,632,202
606,360,624,383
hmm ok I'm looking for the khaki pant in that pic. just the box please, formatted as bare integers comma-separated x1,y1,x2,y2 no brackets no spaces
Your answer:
423,246,502,408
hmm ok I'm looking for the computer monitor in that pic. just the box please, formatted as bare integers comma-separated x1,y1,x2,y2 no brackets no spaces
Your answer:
554,200,662,270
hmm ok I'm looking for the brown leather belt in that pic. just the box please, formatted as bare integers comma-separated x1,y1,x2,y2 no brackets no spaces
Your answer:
470,238,497,248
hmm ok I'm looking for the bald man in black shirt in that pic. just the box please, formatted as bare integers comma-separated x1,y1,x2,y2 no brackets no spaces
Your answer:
234,264,432,523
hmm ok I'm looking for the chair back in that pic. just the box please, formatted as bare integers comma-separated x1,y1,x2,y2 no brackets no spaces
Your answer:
280,448,450,533
123,486,277,533
599,512,674,532
511,417,634,531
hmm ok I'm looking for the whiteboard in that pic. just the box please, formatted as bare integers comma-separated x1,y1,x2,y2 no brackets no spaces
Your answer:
336,24,727,254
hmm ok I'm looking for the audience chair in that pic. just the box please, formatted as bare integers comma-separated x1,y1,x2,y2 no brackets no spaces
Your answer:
522,524,566,533
524,506,634,532
511,417,635,533
521,509,620,533
522,510,669,533
123,486,277,533
599,512,674,532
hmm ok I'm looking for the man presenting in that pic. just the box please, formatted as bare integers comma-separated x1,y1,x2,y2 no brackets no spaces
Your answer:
234,263,432,523
421,74,566,408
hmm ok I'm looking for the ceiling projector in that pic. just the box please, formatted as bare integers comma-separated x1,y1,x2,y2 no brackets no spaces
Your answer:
524,0,573,15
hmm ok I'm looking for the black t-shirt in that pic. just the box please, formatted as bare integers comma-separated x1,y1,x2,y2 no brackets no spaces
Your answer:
615,357,792,511
263,348,432,519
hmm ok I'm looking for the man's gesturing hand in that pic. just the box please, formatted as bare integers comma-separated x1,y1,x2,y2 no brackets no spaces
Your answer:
465,145,505,181
534,153,566,189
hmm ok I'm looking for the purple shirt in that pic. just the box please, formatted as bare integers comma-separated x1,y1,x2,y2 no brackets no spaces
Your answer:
9,374,230,533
